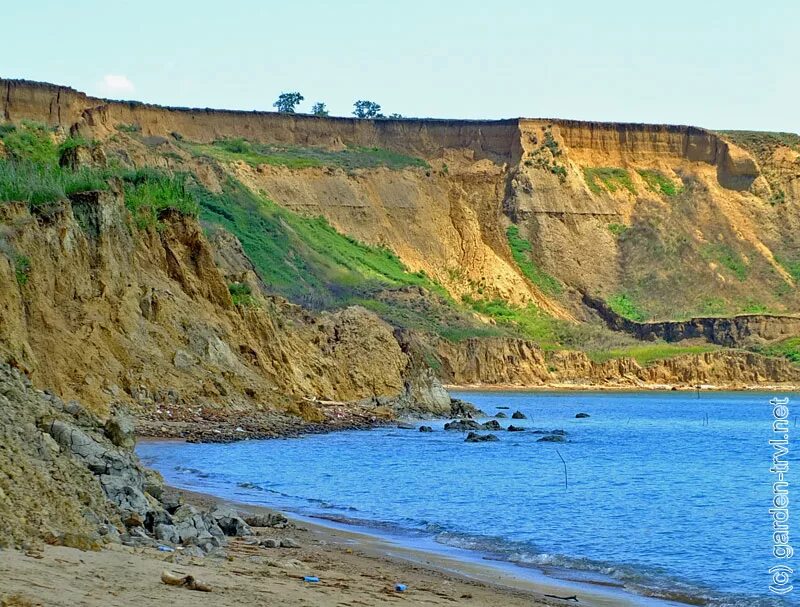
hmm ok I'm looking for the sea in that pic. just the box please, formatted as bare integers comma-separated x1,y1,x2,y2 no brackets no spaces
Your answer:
137,390,799,606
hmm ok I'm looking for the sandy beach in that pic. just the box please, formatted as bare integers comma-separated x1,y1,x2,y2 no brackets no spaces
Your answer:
0,488,689,607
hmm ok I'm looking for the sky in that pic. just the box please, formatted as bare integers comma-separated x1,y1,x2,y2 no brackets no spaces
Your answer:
3,1,798,132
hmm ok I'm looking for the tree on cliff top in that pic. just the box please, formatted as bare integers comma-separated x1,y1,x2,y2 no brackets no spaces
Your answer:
311,102,329,117
353,100,383,119
273,92,304,113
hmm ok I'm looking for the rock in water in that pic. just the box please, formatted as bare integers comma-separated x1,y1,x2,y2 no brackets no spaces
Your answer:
495,412,508,419
575,412,591,418
444,419,481,431
419,425,434,432
511,410,527,419
481,420,502,431
507,425,525,432
464,432,499,443
537,434,567,443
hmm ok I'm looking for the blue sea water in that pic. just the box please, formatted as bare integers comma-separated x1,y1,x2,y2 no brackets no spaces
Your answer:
138,390,799,606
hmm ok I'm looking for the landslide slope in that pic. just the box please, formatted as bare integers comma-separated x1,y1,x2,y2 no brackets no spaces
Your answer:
1,78,799,391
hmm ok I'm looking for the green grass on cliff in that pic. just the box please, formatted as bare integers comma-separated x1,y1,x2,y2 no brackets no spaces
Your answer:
757,337,800,365
637,169,680,196
586,344,718,366
186,138,430,171
608,293,648,322
506,225,562,295
122,169,198,229
195,179,498,338
583,167,636,195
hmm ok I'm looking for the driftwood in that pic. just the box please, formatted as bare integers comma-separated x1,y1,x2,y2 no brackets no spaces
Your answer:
161,570,212,592
544,594,579,601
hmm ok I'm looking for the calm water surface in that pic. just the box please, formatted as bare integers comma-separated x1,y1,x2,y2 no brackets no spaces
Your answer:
138,391,799,606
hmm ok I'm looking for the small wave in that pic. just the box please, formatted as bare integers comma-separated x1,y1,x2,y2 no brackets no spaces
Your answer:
431,530,772,606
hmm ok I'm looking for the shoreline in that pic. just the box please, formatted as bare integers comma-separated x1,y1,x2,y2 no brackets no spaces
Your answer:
446,382,800,392
171,485,697,607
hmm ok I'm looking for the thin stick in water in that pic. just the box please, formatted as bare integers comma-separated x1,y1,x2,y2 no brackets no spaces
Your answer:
556,449,568,490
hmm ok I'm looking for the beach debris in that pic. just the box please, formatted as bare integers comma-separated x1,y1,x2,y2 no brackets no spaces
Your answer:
160,570,212,592
464,432,499,443
394,583,408,592
418,425,434,432
157,545,175,552
544,594,579,602
511,410,527,419
575,412,590,419
303,576,320,583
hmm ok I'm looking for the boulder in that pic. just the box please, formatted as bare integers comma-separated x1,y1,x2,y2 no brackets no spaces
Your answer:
511,411,527,419
464,432,499,443
172,505,226,549
280,538,301,548
104,413,136,449
260,538,281,548
494,412,508,419
244,512,288,528
209,507,253,537
507,425,526,432
418,425,434,432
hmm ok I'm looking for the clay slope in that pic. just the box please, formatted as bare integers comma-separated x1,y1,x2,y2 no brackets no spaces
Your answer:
0,188,420,415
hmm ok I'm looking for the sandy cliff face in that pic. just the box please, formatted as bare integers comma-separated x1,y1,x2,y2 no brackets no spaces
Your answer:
1,78,798,392
5,77,797,321
0,189,410,415
428,336,800,387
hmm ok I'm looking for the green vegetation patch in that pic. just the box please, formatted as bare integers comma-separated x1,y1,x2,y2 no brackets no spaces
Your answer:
608,293,647,322
194,179,499,339
228,282,259,308
506,225,562,295
187,138,429,171
701,244,748,281
758,337,800,365
0,161,110,206
14,255,31,286
607,223,629,237
718,130,800,154
637,169,680,196
583,167,636,195
122,169,198,230
463,297,562,348
587,344,718,366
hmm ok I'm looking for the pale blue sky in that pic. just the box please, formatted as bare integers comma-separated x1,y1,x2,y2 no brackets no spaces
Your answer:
3,1,798,131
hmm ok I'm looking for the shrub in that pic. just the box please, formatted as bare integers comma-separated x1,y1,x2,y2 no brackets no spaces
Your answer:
228,282,259,307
